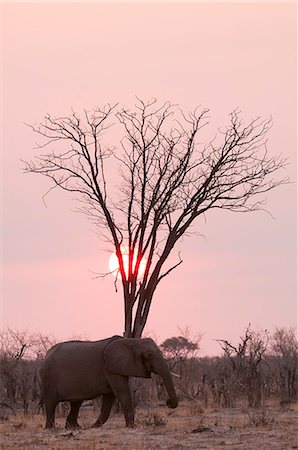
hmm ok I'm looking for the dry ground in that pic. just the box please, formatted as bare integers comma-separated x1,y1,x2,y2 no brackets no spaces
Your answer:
1,402,297,450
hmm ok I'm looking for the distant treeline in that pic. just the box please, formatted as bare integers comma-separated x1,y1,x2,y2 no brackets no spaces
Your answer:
0,326,297,415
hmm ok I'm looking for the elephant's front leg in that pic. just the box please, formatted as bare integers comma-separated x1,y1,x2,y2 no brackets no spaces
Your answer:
66,401,82,429
108,375,134,427
91,393,115,427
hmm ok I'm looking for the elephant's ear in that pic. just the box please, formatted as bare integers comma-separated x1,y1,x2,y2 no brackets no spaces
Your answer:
104,339,150,378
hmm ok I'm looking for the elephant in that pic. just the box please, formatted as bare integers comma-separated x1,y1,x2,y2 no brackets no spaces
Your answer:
40,335,178,429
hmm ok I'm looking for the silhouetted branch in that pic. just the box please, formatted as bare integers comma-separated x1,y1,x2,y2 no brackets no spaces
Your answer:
24,99,289,338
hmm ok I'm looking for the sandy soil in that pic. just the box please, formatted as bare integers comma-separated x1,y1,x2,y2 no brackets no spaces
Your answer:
1,402,297,450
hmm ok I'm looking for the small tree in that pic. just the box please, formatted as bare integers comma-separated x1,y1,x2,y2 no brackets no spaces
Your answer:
270,327,298,404
0,329,55,412
24,99,288,337
217,325,269,407
161,327,201,367
161,328,202,401
0,328,37,405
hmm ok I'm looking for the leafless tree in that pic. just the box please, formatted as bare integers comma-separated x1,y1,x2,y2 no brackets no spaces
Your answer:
217,325,269,407
0,329,56,412
270,327,298,404
23,99,288,338
0,328,56,360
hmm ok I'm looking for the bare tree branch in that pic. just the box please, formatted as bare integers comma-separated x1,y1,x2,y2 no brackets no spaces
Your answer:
24,99,289,338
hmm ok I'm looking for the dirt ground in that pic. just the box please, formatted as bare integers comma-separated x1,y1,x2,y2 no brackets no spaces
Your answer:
1,402,297,450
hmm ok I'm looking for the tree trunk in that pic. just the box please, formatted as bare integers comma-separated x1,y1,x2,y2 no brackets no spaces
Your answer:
124,302,133,338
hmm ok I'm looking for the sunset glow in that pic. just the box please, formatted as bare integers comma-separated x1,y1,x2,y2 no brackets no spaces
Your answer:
108,246,147,278
2,2,295,357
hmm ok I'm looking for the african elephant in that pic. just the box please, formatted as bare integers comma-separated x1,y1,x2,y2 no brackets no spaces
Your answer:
40,335,178,429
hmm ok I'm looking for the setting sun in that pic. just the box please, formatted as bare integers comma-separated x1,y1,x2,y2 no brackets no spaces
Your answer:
108,246,147,278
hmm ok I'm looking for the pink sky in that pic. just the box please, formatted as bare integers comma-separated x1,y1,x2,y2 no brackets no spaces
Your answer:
1,2,297,355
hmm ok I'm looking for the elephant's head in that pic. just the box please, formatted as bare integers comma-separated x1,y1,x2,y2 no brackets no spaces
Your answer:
103,337,178,409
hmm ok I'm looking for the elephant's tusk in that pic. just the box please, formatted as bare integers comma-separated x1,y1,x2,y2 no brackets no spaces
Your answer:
170,371,180,378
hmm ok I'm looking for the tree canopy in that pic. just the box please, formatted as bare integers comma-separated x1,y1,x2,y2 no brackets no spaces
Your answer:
24,99,288,337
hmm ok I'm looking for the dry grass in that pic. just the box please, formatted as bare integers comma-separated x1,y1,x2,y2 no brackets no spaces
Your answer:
1,402,298,450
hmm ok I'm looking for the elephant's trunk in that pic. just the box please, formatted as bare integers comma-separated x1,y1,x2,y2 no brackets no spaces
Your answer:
154,358,178,409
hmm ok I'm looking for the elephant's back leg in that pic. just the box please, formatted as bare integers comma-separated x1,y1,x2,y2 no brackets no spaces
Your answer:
66,401,82,429
44,396,58,429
